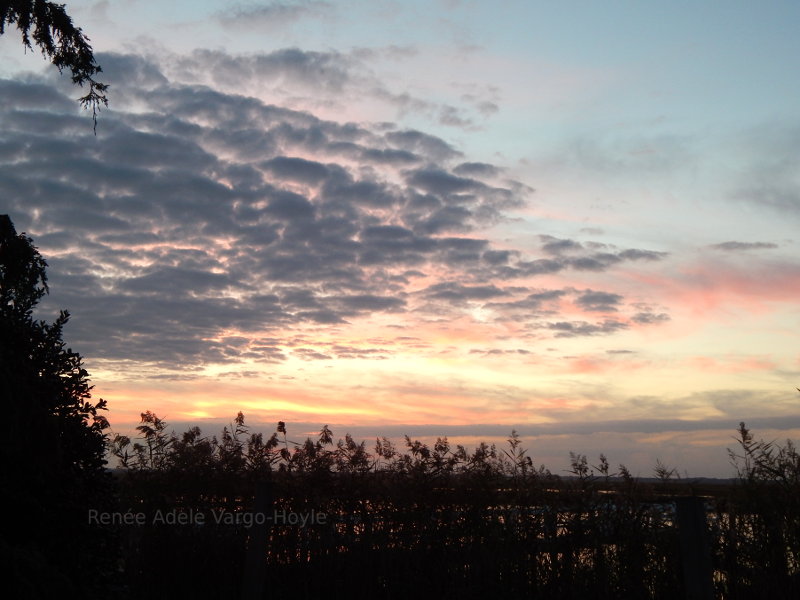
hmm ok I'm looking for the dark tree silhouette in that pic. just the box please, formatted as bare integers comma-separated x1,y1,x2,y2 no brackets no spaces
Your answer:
0,215,117,597
0,0,108,128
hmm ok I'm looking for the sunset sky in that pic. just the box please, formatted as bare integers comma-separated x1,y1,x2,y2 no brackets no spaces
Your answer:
1,1,799,477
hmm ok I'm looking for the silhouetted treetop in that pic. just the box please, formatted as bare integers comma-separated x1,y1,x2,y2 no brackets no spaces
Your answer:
0,214,48,317
0,0,108,128
0,214,115,596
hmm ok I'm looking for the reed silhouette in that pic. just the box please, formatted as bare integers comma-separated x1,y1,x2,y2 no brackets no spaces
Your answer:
110,412,800,599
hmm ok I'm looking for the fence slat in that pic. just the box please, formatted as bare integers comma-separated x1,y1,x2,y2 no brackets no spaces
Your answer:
241,480,273,600
675,497,714,600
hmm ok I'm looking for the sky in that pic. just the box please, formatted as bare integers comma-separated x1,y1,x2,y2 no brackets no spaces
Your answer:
1,0,799,477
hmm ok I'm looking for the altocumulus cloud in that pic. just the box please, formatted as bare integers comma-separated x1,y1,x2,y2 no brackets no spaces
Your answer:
0,51,670,372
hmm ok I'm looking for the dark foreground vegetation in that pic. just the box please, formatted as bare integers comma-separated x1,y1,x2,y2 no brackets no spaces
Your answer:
104,412,800,600
1,215,117,598
2,214,799,600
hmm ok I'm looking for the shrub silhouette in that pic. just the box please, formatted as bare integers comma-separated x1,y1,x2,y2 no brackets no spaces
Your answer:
108,411,800,599
110,413,677,598
0,215,117,598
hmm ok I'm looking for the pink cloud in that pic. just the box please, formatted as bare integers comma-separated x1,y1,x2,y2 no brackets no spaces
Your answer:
630,257,800,317
560,355,650,375
686,355,777,374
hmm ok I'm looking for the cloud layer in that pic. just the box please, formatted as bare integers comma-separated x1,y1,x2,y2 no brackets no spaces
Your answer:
0,51,671,373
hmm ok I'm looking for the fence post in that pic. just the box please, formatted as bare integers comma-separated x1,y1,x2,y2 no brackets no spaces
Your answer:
241,479,273,600
675,496,714,600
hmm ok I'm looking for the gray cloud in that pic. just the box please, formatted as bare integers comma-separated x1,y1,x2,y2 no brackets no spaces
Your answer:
293,347,333,360
0,50,669,369
162,45,498,134
736,182,800,214
423,282,509,302
561,132,696,176
631,312,670,325
0,79,76,112
540,235,583,255
536,236,667,269
406,167,485,196
260,156,332,184
385,130,461,161
218,1,333,29
209,412,800,444
575,290,623,312
710,241,779,251
729,124,800,216
618,248,668,261
438,105,473,128
453,162,501,178
547,320,628,337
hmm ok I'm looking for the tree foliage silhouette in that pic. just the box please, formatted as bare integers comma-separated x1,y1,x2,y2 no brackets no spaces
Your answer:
0,0,108,129
0,215,116,597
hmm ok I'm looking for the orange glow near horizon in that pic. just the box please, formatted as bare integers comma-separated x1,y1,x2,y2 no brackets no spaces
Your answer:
77,237,799,452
